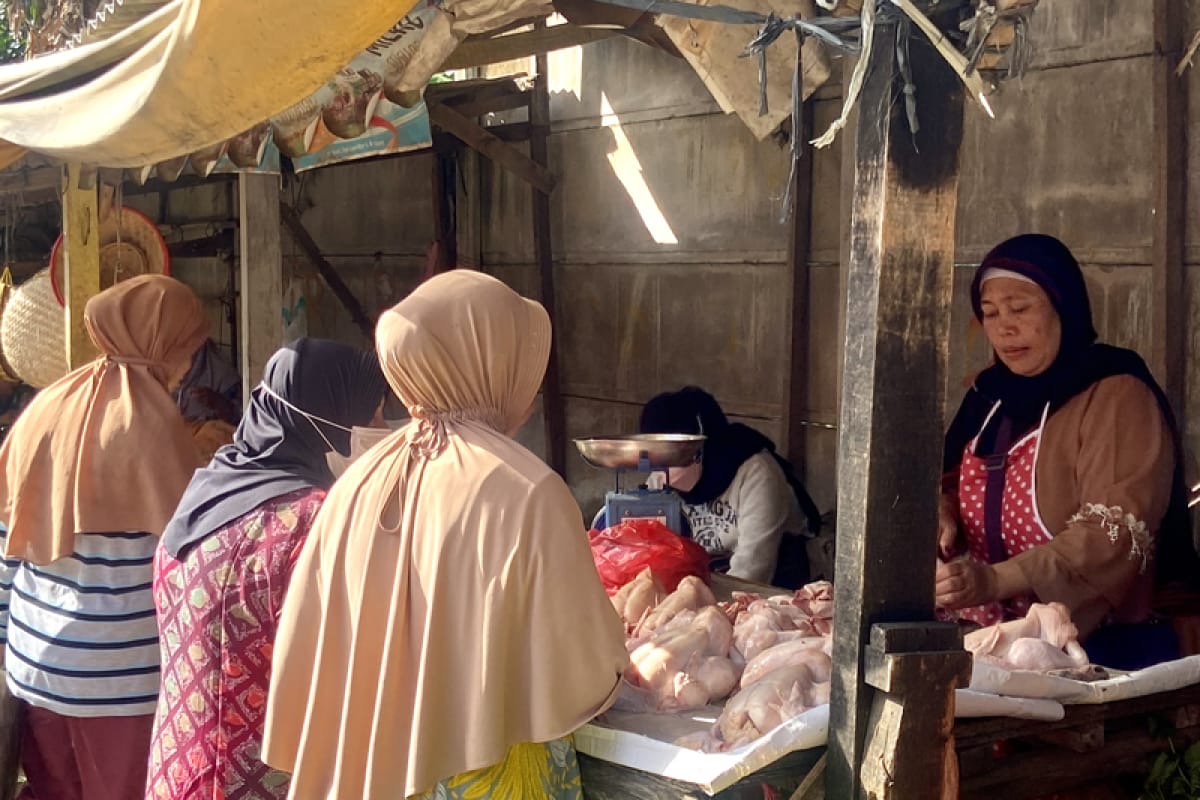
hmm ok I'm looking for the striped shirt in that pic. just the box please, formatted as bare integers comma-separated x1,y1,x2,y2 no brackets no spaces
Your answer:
0,526,160,717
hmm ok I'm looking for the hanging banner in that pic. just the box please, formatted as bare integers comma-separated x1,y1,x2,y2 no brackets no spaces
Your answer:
272,2,437,172
132,2,437,181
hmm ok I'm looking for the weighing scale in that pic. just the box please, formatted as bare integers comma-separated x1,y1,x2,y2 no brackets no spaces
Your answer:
574,433,705,534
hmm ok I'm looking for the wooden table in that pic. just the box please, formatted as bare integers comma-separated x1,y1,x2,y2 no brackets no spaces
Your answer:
956,682,1200,799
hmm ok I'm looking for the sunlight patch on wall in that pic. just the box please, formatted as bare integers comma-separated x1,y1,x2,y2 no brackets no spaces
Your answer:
600,92,678,245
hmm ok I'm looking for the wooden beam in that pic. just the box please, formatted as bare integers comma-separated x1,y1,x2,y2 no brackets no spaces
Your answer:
826,20,965,799
440,24,618,70
486,121,532,143
428,102,556,195
785,101,815,472
427,79,532,119
531,38,567,478
1151,0,1186,415
279,202,374,341
238,174,282,405
61,163,101,369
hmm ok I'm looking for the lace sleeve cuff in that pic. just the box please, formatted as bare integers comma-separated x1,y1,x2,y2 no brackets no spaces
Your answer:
1067,503,1153,574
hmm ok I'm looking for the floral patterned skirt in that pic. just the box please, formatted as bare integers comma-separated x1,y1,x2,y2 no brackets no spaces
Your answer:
411,738,583,800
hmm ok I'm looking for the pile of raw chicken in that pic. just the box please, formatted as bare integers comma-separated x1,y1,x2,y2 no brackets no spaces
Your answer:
612,571,1099,751
612,569,834,751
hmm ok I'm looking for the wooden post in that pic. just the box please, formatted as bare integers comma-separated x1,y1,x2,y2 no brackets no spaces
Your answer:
531,38,567,477
457,148,484,271
785,102,815,474
61,163,101,368
238,173,283,406
1151,0,1185,415
432,145,458,271
826,20,965,799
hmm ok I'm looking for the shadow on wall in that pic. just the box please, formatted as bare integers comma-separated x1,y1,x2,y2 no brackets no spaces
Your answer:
479,36,798,511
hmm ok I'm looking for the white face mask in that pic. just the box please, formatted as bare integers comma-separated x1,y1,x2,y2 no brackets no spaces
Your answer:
326,425,394,477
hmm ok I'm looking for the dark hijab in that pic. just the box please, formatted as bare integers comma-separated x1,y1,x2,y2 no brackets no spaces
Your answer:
161,338,388,558
640,386,821,532
943,234,1194,585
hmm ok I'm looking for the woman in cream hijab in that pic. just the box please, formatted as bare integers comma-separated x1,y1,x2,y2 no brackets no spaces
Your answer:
262,270,627,799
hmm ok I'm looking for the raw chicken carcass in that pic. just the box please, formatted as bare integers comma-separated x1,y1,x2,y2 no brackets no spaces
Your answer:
716,664,828,748
964,602,1089,671
730,597,817,658
791,580,834,619
790,581,834,635
740,637,831,688
628,605,739,710
638,575,717,634
610,568,666,628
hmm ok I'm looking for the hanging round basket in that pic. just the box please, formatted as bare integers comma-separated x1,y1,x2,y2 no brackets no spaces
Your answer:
2,269,67,389
48,206,170,306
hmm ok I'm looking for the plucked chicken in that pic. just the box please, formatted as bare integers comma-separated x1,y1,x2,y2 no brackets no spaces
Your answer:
964,602,1090,672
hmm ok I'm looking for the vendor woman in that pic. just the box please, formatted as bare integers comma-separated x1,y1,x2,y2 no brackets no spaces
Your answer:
640,387,822,587
936,233,1191,669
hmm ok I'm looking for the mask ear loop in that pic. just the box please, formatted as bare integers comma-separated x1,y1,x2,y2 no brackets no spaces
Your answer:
257,383,351,452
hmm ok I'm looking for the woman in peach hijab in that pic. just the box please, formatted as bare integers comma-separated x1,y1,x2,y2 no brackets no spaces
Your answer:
0,275,209,800
262,270,627,800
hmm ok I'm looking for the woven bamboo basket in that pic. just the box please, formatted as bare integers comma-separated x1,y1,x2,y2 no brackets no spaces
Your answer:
2,269,67,389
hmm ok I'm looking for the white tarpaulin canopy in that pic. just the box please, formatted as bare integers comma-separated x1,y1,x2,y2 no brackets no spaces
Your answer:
0,0,421,167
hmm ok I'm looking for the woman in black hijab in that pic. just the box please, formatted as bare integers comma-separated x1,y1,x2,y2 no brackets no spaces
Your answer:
640,386,822,587
937,234,1194,669
148,338,389,800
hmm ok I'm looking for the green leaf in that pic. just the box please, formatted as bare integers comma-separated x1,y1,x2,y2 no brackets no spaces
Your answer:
1150,752,1174,784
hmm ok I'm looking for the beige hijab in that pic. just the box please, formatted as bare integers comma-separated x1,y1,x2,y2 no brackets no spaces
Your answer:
0,275,208,564
262,270,626,799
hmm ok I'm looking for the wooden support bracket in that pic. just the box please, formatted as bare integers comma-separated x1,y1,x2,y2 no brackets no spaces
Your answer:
428,101,556,195
861,623,972,800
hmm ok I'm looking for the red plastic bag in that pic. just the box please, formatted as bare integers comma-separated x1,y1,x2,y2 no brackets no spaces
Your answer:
589,519,710,595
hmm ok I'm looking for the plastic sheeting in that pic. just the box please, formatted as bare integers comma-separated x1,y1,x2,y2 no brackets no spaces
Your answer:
0,0,420,166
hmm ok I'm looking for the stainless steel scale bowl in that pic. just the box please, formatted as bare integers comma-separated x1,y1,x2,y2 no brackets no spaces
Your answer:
574,433,705,471
573,434,705,533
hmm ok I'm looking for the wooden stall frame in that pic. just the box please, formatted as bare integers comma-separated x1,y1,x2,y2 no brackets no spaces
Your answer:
826,18,967,799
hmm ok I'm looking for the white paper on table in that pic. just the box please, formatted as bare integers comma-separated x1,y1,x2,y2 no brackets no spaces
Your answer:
955,688,1064,720
575,704,829,796
968,660,1096,702
1068,654,1200,705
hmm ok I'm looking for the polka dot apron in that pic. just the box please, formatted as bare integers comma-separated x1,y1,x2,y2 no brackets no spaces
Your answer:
955,405,1053,627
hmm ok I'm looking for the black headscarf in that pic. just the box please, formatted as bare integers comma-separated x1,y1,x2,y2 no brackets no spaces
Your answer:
640,386,822,533
161,338,388,558
943,234,1195,585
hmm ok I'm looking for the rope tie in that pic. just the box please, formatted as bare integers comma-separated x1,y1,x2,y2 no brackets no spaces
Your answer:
407,405,505,460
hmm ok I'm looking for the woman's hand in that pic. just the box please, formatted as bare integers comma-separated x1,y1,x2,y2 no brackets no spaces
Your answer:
935,558,998,609
937,494,964,561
